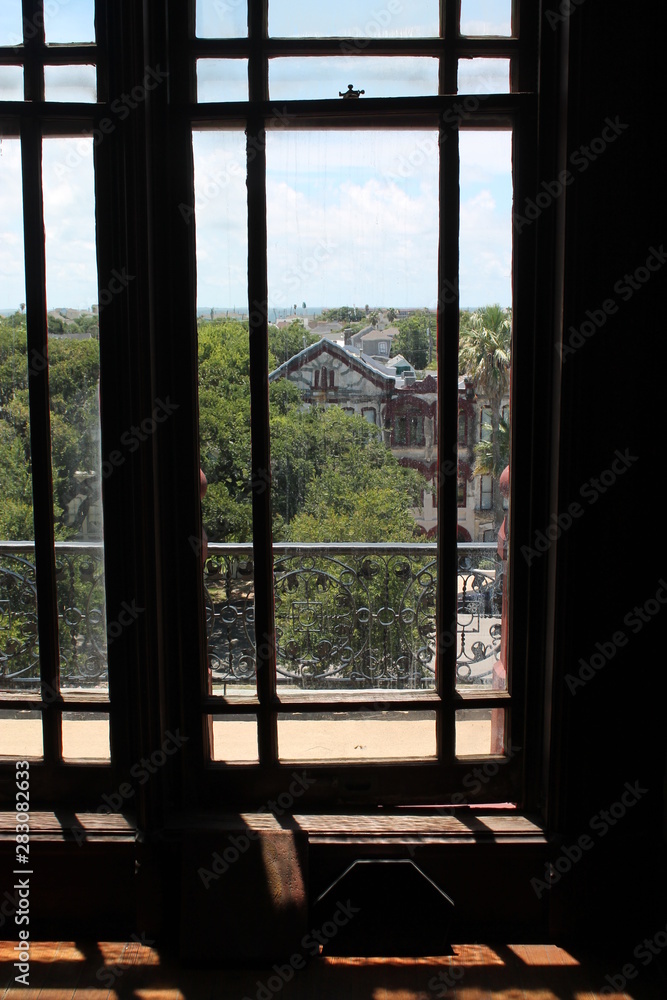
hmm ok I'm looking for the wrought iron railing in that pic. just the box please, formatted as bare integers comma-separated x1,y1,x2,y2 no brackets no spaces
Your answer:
0,541,503,692
205,543,503,690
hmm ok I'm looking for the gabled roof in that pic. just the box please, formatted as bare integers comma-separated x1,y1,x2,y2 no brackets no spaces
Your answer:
269,338,396,390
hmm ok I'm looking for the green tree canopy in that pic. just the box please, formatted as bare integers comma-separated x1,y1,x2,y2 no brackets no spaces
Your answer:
391,309,435,370
459,304,511,531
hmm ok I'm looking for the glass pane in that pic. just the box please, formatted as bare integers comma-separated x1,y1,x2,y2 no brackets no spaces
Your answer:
42,138,108,696
269,57,438,101
458,58,510,94
269,0,439,38
0,1,23,46
457,129,512,696
0,710,42,758
211,716,258,762
44,65,97,103
197,0,247,38
278,711,437,761
193,130,257,700
44,0,95,44
197,59,248,103
460,0,512,36
0,142,40,698
267,130,439,696
62,711,110,761
0,66,23,101
456,707,505,756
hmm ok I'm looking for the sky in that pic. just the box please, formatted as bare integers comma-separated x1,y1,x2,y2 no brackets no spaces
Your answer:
0,0,513,312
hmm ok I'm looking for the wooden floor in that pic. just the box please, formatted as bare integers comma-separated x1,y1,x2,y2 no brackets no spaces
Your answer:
1,942,665,999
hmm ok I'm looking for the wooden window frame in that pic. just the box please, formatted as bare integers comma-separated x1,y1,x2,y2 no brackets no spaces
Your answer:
0,0,568,826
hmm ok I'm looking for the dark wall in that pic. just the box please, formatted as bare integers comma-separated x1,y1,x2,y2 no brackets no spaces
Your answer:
548,1,666,943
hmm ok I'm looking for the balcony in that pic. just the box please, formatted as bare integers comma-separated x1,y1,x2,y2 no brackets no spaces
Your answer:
0,541,503,693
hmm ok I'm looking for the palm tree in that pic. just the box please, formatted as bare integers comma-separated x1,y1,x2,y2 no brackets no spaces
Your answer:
459,304,511,533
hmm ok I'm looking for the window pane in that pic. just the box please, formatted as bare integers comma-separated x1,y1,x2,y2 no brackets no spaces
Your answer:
267,130,439,696
0,1,23,46
211,716,258,762
0,141,40,699
196,0,247,38
269,1,439,38
269,57,438,101
62,711,110,761
458,129,512,698
193,130,257,700
0,710,42,758
42,138,108,696
460,0,512,36
278,712,437,761
44,0,95,44
456,707,505,756
0,66,23,100
44,65,97,103
458,58,510,94
197,59,248,103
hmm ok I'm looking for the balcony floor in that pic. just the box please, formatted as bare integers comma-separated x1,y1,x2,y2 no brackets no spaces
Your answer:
1,716,495,762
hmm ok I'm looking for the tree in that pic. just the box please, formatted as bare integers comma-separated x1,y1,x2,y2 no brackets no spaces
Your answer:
391,309,434,369
473,416,510,479
268,320,318,366
459,304,511,533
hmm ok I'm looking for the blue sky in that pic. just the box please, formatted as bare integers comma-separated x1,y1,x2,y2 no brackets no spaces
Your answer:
1,0,513,312
193,127,512,311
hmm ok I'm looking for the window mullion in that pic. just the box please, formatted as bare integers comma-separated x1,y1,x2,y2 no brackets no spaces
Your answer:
247,0,277,767
436,121,460,765
441,0,458,94
22,0,44,101
21,118,62,764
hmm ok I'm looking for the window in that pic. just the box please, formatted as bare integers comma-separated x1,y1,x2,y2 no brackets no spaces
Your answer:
480,475,494,510
480,407,493,442
0,0,547,814
0,1,114,796
184,0,533,807
409,414,426,447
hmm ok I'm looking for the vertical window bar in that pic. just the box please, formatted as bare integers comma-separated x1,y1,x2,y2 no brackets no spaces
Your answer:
436,119,460,764
440,0,458,94
248,0,277,766
22,0,44,102
21,119,62,763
